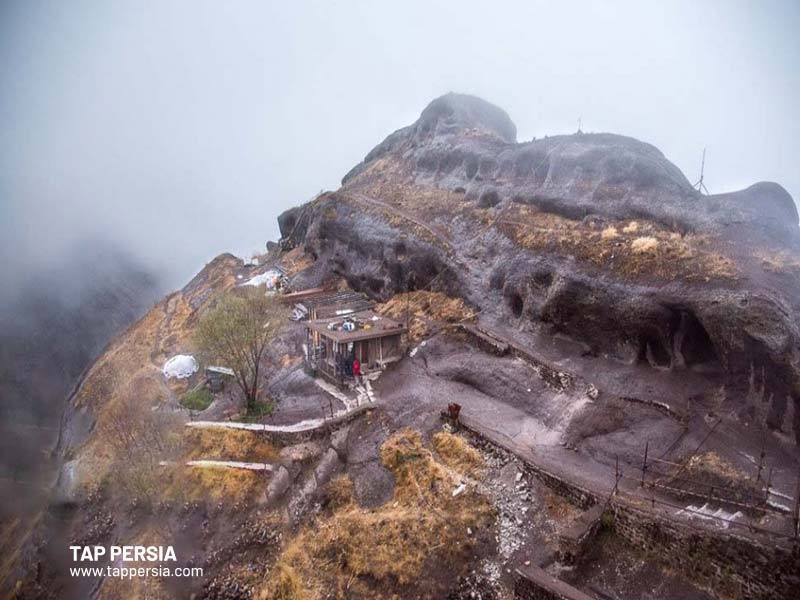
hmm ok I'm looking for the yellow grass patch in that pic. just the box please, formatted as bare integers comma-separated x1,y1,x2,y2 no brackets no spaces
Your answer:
279,246,315,276
69,255,243,491
600,226,618,240
432,431,485,477
755,249,800,275
182,427,278,462
622,221,639,233
164,464,265,504
684,451,748,484
257,429,494,600
378,291,475,341
631,236,659,254
497,203,737,283
326,474,356,510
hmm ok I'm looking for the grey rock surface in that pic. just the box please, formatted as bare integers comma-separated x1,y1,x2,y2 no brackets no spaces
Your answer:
278,93,800,442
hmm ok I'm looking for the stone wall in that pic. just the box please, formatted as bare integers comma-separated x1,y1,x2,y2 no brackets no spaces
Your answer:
514,566,594,600
257,405,373,445
459,416,596,510
457,416,800,600
609,503,800,600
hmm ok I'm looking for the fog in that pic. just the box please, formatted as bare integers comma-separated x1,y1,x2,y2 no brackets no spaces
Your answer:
1,0,799,295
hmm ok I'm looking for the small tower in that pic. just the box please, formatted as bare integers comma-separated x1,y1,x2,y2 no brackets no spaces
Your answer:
693,148,710,195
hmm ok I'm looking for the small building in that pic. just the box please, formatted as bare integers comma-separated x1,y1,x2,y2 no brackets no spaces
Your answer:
304,310,406,383
282,288,374,321
205,365,235,393
242,266,287,291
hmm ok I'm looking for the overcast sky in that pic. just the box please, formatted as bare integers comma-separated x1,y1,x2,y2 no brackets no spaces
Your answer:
1,0,798,291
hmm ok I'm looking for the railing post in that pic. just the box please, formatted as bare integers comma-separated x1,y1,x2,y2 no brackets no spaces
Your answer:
765,467,773,505
641,441,649,488
756,438,766,485
794,470,800,538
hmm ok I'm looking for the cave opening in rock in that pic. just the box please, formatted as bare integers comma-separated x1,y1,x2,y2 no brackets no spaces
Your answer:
533,271,553,288
639,333,671,368
509,293,524,318
677,310,719,367
465,157,479,179
367,277,384,294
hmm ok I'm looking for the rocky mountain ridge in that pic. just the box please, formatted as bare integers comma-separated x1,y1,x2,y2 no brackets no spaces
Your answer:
7,93,800,600
282,92,800,441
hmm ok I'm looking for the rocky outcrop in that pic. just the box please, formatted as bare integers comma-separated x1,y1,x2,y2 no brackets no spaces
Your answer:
280,93,800,441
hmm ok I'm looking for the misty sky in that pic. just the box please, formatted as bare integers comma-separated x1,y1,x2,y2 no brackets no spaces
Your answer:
1,0,798,291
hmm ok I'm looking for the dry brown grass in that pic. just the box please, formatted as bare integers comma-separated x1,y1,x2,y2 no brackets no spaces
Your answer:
341,155,739,285
70,255,242,493
257,429,494,600
631,236,659,253
0,515,42,596
163,463,265,504
182,428,278,462
279,246,315,276
622,221,639,234
755,249,800,275
432,431,485,478
600,226,618,240
667,451,758,506
326,474,356,510
378,291,475,341
96,529,172,600
684,451,748,484
499,203,737,282
542,487,581,522
269,564,307,600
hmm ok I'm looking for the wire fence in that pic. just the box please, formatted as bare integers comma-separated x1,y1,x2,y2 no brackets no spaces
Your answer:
608,438,800,542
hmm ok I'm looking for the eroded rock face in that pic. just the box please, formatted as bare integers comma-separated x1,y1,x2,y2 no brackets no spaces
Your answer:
280,93,800,441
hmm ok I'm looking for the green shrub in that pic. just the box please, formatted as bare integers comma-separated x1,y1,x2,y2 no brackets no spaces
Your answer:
181,388,214,411
240,400,274,422
600,510,615,531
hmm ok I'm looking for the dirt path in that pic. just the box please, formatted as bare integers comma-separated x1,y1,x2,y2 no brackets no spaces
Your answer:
345,191,457,256
150,292,179,363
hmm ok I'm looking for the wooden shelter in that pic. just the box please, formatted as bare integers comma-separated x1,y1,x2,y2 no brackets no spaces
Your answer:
205,365,235,393
283,288,374,321
304,310,406,383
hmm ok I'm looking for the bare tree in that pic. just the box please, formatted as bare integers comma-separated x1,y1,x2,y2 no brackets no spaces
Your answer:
100,394,181,502
194,289,285,411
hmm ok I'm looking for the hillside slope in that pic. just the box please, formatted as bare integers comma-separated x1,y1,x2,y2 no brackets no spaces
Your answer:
8,94,800,600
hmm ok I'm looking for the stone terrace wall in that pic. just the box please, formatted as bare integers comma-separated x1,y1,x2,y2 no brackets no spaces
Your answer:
457,416,800,600
460,416,596,509
609,503,800,600
514,566,594,600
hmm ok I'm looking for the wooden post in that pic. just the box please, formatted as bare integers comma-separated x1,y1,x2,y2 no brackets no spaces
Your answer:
641,441,649,488
765,467,774,505
756,437,766,484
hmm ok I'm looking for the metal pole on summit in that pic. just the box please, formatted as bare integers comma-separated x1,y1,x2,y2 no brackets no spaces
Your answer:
693,147,709,195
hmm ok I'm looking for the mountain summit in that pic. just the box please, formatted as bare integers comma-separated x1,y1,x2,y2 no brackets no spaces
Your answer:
285,93,800,440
